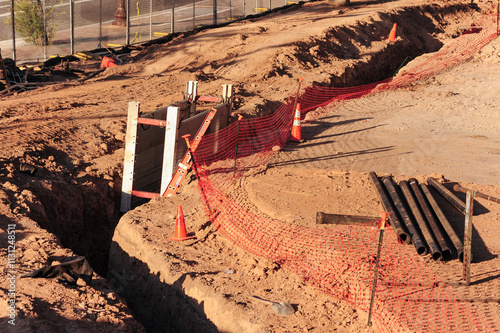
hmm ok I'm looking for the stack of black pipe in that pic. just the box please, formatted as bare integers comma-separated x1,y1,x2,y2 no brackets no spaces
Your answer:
369,172,465,262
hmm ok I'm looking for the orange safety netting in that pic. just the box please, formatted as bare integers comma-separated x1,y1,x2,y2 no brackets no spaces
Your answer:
190,10,499,333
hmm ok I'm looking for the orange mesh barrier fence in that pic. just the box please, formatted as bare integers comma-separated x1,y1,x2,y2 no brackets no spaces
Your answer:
190,10,500,333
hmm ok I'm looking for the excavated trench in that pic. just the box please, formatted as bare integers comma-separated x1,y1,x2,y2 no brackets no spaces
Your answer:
9,3,487,331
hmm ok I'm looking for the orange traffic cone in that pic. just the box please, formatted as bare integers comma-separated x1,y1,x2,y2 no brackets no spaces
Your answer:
388,23,397,42
290,103,302,142
100,56,118,69
168,206,195,241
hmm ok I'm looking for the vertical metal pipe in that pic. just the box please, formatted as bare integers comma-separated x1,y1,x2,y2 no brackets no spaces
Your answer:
382,176,427,254
70,0,75,54
367,213,388,327
10,0,16,61
193,0,196,30
421,184,465,262
400,180,442,261
171,0,175,33
213,0,217,25
42,0,47,61
427,177,466,215
369,172,410,244
233,114,244,175
229,0,232,20
149,0,152,39
100,0,103,46
243,0,246,17
463,191,475,285
268,0,271,10
409,179,452,260
126,0,130,44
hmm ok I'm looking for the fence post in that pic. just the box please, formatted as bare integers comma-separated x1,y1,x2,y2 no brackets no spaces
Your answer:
171,0,175,33
213,0,217,25
463,190,476,285
100,0,103,46
126,0,130,45
149,0,153,39
70,0,74,54
193,0,196,29
10,0,16,61
42,0,48,61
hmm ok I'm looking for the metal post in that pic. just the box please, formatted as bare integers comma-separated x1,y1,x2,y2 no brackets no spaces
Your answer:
193,0,196,29
229,0,232,20
367,212,389,326
233,114,244,175
497,0,499,35
126,0,130,45
268,0,271,10
42,0,47,61
10,0,16,61
70,0,74,54
463,191,476,285
213,0,217,25
243,0,245,17
171,0,175,33
149,0,152,39
100,0,103,46
186,81,198,117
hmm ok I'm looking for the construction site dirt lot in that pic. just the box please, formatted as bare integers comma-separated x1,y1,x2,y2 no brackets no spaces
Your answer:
1,0,500,331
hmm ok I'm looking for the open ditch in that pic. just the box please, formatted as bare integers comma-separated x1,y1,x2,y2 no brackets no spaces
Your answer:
285,3,481,87
1,2,489,331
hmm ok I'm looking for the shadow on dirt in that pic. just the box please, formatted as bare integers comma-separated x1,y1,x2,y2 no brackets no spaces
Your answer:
428,185,497,263
108,243,224,333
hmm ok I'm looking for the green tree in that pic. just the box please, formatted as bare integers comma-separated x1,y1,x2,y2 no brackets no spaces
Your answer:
6,0,58,46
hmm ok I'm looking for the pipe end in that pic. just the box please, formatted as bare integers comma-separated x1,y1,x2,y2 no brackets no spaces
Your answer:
432,251,443,261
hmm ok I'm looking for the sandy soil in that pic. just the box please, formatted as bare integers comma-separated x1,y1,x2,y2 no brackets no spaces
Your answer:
1,0,500,331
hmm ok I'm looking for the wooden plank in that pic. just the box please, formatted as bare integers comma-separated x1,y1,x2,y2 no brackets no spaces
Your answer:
120,101,140,212
161,106,180,194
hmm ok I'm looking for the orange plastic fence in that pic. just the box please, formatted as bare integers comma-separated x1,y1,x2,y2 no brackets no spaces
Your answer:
191,10,499,333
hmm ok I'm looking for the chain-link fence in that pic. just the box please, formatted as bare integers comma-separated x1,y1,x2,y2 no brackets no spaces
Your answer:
0,0,299,64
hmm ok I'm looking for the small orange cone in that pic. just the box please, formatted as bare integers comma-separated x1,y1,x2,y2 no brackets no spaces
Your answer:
290,103,302,142
100,56,118,69
168,206,195,241
388,23,397,42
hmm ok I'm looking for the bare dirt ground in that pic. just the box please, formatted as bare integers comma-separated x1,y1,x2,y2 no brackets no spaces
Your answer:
1,0,500,331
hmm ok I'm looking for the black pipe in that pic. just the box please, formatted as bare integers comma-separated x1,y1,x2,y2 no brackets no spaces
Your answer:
368,172,410,244
421,184,465,262
409,179,452,260
399,180,442,261
316,212,377,225
382,176,427,255
427,177,466,215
